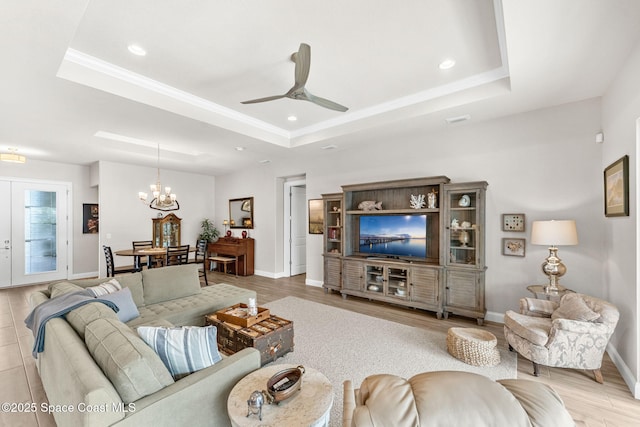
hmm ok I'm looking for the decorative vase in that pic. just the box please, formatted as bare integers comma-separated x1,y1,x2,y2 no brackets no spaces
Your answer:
458,231,470,247
226,230,232,237
242,230,248,239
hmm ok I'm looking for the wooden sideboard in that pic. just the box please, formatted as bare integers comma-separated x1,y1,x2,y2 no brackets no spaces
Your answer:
207,237,255,276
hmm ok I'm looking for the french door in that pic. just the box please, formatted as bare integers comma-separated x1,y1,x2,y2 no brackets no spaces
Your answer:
0,179,69,287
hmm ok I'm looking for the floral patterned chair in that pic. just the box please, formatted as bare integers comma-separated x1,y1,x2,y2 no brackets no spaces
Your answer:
504,293,619,383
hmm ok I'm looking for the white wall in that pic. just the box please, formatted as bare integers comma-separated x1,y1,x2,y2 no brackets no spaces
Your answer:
0,159,98,277
217,98,604,315
97,161,216,276
602,39,640,397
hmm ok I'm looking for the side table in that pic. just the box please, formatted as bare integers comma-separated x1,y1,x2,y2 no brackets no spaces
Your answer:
227,364,333,427
526,284,574,302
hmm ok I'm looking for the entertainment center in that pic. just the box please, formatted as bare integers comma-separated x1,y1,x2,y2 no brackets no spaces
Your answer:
322,176,488,324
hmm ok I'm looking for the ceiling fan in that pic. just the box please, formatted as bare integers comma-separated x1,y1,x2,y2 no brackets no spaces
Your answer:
241,43,349,112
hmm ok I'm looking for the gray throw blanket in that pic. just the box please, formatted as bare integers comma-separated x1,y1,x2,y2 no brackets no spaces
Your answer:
24,290,119,358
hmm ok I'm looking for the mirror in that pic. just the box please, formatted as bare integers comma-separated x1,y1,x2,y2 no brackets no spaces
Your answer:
229,197,254,229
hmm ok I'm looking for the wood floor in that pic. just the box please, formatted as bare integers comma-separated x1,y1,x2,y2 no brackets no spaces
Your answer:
2,271,638,426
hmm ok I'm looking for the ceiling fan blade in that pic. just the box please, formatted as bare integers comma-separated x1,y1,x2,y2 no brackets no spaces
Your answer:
293,43,311,88
307,92,349,112
241,94,285,104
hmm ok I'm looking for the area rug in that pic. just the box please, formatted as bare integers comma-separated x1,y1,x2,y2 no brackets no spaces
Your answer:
263,296,516,426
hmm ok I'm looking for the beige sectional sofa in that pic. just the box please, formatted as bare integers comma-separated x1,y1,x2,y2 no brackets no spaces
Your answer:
29,264,261,427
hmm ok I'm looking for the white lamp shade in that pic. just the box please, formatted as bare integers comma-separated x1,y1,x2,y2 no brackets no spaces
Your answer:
531,220,578,246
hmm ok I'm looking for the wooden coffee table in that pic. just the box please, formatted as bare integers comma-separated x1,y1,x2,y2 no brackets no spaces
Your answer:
227,364,333,427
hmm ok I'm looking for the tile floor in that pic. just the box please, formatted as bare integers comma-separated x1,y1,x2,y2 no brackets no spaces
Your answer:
0,283,55,427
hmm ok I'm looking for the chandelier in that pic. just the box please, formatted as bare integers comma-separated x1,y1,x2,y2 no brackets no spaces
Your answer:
138,144,179,211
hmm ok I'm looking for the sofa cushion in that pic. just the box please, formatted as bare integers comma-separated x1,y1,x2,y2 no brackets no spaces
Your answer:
498,379,575,427
65,302,119,339
551,294,600,322
49,281,84,299
137,325,222,379
100,288,140,323
504,310,551,346
112,273,145,307
141,264,201,305
85,278,122,297
84,317,174,404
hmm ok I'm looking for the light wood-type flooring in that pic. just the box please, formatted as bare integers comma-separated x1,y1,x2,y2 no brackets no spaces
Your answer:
1,271,638,426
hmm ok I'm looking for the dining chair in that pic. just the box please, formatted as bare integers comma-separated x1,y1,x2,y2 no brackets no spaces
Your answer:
103,245,137,277
165,244,190,266
189,239,209,286
132,240,154,269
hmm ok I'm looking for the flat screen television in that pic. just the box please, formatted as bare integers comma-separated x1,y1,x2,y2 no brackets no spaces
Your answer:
358,214,427,259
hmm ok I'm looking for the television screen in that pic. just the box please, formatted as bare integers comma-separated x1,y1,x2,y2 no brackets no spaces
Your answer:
359,214,427,259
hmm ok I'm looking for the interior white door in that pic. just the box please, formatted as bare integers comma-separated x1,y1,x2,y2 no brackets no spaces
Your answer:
290,186,307,276
11,181,69,285
0,181,11,287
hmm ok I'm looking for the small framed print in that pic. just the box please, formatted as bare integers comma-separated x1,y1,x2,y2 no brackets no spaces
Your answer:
502,213,525,232
502,238,525,257
604,155,629,217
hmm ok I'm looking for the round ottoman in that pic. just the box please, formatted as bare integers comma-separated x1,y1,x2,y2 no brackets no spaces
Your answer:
446,327,500,367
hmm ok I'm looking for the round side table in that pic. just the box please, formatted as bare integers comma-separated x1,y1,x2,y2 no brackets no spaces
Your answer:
227,364,333,427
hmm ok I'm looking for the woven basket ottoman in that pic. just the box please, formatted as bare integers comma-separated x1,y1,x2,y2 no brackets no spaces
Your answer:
447,327,500,367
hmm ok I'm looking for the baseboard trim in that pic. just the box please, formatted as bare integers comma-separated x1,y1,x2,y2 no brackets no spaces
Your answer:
485,310,505,324
606,343,640,399
69,271,98,280
305,279,322,287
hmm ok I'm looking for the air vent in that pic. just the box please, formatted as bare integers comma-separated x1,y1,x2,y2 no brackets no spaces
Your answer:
445,114,471,124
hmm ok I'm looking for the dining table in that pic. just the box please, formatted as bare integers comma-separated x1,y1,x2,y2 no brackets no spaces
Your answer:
114,247,194,271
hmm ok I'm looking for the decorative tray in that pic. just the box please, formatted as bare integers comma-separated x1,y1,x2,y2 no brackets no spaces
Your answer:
215,303,270,327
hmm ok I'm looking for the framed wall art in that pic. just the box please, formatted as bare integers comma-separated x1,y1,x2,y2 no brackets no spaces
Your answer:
604,155,629,217
502,238,525,257
308,199,324,234
82,203,99,234
502,213,525,232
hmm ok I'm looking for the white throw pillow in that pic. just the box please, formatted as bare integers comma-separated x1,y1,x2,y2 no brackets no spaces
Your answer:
86,278,122,297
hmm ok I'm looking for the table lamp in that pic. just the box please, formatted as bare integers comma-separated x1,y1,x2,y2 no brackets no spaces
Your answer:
531,220,578,292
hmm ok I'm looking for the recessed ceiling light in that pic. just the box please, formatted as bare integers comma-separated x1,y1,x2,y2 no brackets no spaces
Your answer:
127,44,147,56
439,59,456,70
287,115,297,121
321,144,337,150
235,146,246,151
259,159,271,164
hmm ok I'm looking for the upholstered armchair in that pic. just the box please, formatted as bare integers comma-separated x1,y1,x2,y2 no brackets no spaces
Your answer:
504,293,619,383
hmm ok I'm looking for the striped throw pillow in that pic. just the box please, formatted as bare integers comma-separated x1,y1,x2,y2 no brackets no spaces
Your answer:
137,326,222,379
86,278,122,297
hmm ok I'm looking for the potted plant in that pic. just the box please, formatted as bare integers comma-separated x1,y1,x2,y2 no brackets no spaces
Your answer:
198,218,220,242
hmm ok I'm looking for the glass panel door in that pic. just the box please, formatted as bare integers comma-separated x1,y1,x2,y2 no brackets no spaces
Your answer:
11,181,68,285
25,190,57,274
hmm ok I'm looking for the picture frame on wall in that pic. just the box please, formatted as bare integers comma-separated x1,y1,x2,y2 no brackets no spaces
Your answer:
502,213,525,232
604,155,629,217
82,203,99,234
502,238,525,257
308,199,324,234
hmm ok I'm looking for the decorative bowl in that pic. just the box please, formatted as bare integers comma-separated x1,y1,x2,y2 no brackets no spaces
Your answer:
368,285,380,292
266,365,305,404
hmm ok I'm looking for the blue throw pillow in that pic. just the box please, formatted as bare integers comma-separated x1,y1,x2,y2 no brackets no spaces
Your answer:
99,287,140,323
136,326,222,379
